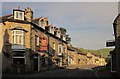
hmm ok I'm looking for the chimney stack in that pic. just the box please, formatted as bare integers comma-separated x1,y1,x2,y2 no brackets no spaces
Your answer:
25,7,33,22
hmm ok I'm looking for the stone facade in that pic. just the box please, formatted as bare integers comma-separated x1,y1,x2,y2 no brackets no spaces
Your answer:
67,46,106,67
67,46,75,66
1,10,32,73
0,23,3,75
113,14,120,76
1,7,69,73
1,6,107,74
86,52,106,66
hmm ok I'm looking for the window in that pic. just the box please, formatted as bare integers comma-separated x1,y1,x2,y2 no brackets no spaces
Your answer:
19,12,23,19
63,47,66,54
16,12,18,18
35,35,38,46
39,37,42,46
57,31,60,38
37,37,39,46
39,20,44,29
35,35,40,46
12,30,25,45
46,21,48,26
58,44,63,53
14,11,24,20
53,42,55,50
54,31,57,36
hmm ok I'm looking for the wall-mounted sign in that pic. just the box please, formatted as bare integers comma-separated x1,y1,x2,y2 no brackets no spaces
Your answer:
41,38,48,51
106,40,115,47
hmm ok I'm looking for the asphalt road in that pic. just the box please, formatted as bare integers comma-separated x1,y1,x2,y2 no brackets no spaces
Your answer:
2,67,100,79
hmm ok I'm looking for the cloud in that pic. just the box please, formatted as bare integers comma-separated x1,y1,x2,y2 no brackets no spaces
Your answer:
2,2,118,49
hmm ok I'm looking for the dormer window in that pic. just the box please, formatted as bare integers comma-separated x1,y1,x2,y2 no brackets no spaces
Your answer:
39,19,44,29
45,21,48,26
13,10,24,20
54,31,57,36
57,30,61,38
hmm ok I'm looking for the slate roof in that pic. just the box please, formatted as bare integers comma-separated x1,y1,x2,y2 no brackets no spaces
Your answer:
72,47,86,55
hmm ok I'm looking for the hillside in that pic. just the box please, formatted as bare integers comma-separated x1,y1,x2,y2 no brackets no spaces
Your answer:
79,48,114,58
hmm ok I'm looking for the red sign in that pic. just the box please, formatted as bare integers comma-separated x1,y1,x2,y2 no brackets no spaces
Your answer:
41,47,47,50
41,38,47,46
41,38,48,51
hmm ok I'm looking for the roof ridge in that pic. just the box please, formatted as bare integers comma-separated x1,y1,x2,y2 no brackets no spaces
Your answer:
2,14,13,18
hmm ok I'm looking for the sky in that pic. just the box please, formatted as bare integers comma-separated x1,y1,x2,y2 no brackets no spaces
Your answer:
1,2,119,50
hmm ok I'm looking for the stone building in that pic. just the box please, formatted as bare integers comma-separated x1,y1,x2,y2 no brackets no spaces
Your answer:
0,23,3,74
112,14,120,76
86,52,93,65
72,47,87,66
67,45,75,66
67,47,88,66
45,25,68,67
1,7,69,73
86,52,106,66
1,7,33,73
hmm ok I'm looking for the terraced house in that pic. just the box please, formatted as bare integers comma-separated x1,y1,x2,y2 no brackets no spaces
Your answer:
86,52,106,66
1,7,70,73
1,6,107,74
72,47,87,66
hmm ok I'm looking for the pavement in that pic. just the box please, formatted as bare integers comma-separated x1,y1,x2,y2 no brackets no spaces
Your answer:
93,66,117,79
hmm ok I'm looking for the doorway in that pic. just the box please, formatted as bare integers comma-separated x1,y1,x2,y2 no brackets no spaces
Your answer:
34,55,38,71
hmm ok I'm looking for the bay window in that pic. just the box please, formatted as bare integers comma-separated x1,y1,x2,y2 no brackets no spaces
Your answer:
12,30,25,45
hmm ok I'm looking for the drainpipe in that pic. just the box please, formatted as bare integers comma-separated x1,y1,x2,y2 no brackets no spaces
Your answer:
47,33,52,70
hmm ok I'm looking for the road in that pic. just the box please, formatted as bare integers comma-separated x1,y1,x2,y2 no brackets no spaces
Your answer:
2,66,101,79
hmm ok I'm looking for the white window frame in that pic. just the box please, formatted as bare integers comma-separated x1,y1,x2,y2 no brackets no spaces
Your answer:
53,42,55,50
57,30,61,38
58,44,63,53
35,35,40,46
39,20,44,29
37,36,39,46
12,30,25,45
14,11,24,20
